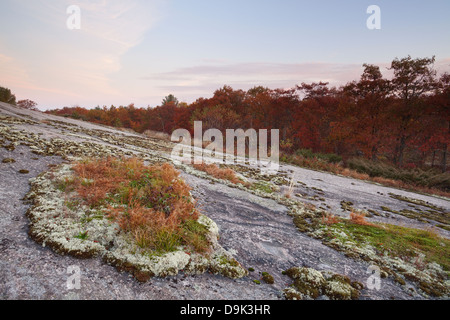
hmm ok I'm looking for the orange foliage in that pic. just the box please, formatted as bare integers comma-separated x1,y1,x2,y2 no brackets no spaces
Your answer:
321,213,340,225
70,157,203,251
349,211,374,226
193,163,245,185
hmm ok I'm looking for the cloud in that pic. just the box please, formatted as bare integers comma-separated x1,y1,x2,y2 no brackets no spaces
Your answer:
435,58,450,75
144,57,450,104
0,0,164,108
146,61,367,94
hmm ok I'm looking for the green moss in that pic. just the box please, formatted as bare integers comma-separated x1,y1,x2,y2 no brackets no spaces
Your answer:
75,231,89,240
293,279,321,299
262,272,274,284
292,215,321,233
64,199,80,211
419,281,447,297
4,144,15,151
368,209,382,217
283,288,303,300
394,275,406,286
326,221,450,271
380,193,450,226
253,279,261,285
180,219,210,253
217,255,239,267
283,267,362,300
250,181,274,194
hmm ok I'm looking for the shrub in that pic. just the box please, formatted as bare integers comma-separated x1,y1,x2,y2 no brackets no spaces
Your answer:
68,157,208,253
349,211,373,226
193,163,246,185
295,149,342,164
322,213,340,225
346,158,450,191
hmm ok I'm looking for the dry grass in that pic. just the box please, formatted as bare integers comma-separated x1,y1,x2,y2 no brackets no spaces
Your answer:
143,130,171,141
193,162,247,185
321,213,340,225
284,175,296,199
349,211,374,226
69,157,209,253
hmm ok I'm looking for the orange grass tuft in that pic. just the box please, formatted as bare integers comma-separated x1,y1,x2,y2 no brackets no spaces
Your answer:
193,162,246,185
349,211,374,226
68,157,208,253
321,213,340,225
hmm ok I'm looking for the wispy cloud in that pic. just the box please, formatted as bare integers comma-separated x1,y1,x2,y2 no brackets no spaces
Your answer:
146,61,367,93
0,0,164,107
145,58,450,103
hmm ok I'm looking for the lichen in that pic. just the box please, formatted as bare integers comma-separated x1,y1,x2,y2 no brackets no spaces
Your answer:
24,162,247,282
283,267,362,300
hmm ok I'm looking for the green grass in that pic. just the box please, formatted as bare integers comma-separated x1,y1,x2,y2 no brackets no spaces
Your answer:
324,221,450,271
250,181,275,194
55,177,75,192
295,149,343,164
75,231,89,240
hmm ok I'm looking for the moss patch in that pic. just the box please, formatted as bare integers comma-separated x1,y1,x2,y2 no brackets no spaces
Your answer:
310,219,450,297
283,267,361,300
386,193,449,227
261,272,274,284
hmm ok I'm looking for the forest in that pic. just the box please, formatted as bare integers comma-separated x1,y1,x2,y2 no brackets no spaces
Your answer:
41,56,450,193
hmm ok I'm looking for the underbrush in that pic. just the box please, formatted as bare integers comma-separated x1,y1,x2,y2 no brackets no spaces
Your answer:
346,158,450,192
68,157,209,254
295,148,343,164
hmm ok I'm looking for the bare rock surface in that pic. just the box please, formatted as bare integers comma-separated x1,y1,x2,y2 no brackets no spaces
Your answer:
0,102,448,300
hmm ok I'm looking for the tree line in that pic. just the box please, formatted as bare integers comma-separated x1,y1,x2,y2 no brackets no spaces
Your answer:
43,56,449,171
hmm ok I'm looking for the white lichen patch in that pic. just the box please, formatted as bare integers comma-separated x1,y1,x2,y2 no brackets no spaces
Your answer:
25,163,248,281
283,267,361,300
313,223,450,298
175,158,450,298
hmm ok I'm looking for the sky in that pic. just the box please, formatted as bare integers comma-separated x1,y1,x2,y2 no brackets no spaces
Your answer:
0,0,449,110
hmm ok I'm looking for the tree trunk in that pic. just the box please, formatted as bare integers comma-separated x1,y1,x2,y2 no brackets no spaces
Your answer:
395,134,407,166
442,145,448,173
371,145,378,161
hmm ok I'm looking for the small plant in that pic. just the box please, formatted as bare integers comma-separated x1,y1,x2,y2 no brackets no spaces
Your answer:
284,174,296,199
261,272,274,284
321,213,340,225
64,157,209,254
64,199,80,211
250,181,274,194
193,163,247,185
75,231,89,240
349,211,373,226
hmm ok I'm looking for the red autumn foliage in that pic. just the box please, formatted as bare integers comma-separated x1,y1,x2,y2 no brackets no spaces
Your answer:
45,57,449,192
